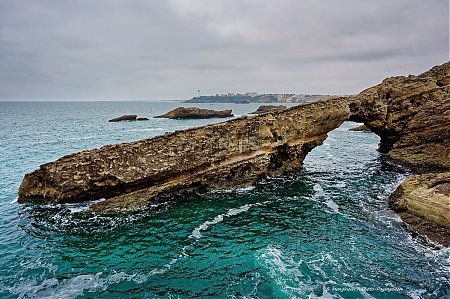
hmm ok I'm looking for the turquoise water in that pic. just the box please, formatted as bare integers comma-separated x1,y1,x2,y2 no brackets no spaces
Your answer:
0,101,449,299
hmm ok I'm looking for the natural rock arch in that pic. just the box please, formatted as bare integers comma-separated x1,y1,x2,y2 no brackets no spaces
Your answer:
18,62,449,214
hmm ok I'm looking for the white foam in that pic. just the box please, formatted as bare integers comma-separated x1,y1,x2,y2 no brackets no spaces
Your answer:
334,182,346,188
210,185,256,194
126,128,165,132
190,214,224,239
236,185,256,192
61,198,106,213
313,184,325,196
11,268,162,299
189,204,252,239
312,184,341,214
258,245,327,299
9,271,138,299
227,204,251,216
325,200,340,213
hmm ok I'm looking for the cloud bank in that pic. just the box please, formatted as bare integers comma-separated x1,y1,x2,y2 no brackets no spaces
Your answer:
0,0,448,100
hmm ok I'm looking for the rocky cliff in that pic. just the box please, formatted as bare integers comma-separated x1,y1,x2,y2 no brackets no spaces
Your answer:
345,61,449,244
18,61,450,237
389,172,450,246
347,62,450,172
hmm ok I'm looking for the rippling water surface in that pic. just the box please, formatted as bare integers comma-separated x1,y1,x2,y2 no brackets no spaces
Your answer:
0,101,449,299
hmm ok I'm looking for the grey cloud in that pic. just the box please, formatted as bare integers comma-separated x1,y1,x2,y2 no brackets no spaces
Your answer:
0,0,448,100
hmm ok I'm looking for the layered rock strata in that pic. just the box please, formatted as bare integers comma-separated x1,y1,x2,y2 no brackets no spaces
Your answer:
346,61,450,244
348,62,450,172
19,99,351,211
389,172,450,246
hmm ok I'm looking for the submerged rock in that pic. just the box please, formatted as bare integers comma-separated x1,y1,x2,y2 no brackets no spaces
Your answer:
389,172,450,246
155,107,233,119
249,105,287,114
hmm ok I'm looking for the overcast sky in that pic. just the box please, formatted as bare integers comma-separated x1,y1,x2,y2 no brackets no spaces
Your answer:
0,0,448,100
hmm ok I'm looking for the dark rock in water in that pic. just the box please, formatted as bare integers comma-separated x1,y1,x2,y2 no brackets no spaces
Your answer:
154,107,233,119
349,124,370,132
249,105,287,114
109,115,137,122
109,115,149,122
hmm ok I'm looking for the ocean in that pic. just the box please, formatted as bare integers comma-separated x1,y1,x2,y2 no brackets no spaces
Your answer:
0,101,448,299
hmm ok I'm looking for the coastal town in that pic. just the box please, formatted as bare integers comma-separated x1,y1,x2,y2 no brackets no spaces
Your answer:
185,92,336,103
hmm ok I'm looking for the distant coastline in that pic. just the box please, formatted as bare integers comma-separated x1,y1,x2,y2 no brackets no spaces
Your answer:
184,92,336,104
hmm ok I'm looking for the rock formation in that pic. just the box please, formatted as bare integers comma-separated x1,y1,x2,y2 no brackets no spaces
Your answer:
347,63,450,172
389,172,450,246
349,124,370,132
18,61,450,245
249,105,287,114
19,99,351,210
109,115,149,122
154,107,233,119
343,61,450,244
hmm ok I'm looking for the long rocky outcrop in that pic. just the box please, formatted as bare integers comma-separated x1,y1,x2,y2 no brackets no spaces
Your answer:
18,61,450,232
19,99,351,211
249,105,287,114
154,107,233,119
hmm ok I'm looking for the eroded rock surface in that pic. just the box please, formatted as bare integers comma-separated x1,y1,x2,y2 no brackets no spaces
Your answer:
349,124,370,132
389,172,450,246
19,99,351,211
249,105,287,114
154,107,233,119
346,61,449,244
348,62,450,172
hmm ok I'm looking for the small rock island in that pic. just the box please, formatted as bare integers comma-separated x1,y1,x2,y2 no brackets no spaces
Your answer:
154,107,233,119
109,115,149,122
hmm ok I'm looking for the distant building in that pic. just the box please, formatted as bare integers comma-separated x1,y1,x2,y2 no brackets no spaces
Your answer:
275,94,295,102
245,92,258,97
